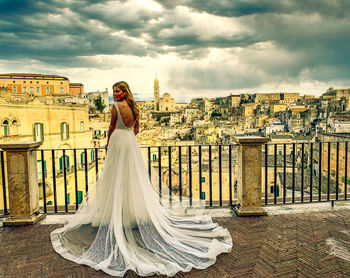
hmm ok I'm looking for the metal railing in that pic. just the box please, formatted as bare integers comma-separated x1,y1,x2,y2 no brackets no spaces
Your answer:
35,147,101,213
0,144,239,215
1,140,349,216
263,141,350,205
144,144,238,208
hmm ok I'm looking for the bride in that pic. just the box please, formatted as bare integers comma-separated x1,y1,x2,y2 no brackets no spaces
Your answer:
50,81,232,277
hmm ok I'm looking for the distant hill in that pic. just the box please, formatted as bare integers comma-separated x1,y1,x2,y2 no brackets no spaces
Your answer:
108,94,144,104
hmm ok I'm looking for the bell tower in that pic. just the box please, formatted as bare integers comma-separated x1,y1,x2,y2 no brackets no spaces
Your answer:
154,76,159,111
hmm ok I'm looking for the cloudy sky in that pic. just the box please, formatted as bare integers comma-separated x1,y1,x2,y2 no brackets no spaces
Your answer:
0,0,350,102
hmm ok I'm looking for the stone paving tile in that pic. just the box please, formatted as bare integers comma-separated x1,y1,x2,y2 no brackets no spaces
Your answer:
2,211,350,277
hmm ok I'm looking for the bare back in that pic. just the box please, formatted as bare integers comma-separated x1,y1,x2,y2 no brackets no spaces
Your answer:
115,100,135,128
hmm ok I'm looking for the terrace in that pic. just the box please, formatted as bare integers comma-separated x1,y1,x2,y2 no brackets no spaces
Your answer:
0,137,350,277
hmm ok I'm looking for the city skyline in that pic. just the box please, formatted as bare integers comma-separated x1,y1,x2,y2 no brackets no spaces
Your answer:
1,0,350,101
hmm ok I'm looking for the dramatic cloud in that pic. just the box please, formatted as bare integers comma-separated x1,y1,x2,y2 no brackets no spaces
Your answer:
0,0,349,100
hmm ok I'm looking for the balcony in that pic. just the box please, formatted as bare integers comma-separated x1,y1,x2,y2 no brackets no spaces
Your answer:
0,138,350,276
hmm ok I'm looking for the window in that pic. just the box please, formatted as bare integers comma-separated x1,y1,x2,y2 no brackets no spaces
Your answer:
30,81,32,83
36,81,39,84
30,86,33,93
37,159,47,178
23,86,27,93
46,81,49,84
12,120,18,135
36,87,40,93
60,87,64,93
91,150,95,161
59,155,70,172
61,122,69,140
80,121,84,132
12,86,17,93
23,81,26,83
78,191,83,204
13,81,15,83
80,152,85,168
33,123,44,142
3,120,9,136
46,86,50,93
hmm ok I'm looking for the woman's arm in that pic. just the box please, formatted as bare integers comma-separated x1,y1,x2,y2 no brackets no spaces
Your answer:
106,105,117,149
134,118,139,135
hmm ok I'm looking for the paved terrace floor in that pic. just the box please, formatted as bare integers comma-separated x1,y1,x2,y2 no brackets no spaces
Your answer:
2,204,350,277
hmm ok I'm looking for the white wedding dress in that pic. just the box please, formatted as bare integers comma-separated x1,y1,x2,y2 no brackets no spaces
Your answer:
50,101,232,277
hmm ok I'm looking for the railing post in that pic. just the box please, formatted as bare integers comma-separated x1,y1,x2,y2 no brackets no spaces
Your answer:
234,136,268,216
0,142,46,225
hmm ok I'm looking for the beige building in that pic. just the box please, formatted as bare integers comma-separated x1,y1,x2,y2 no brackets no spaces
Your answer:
271,103,288,114
85,89,109,113
255,93,280,103
241,103,258,117
0,73,84,96
0,89,97,210
323,87,350,100
280,93,301,104
69,83,84,96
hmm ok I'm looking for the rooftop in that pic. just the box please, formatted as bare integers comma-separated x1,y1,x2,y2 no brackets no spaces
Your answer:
0,73,69,80
2,204,350,277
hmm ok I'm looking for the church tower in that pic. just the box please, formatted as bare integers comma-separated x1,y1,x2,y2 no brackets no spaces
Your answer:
154,76,160,111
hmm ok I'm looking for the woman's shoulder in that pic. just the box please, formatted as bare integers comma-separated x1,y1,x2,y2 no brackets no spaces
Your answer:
117,100,131,109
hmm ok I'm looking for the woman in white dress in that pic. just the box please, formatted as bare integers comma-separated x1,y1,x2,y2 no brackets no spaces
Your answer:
50,81,232,277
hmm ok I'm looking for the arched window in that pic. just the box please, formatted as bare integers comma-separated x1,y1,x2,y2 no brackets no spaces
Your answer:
3,120,9,136
12,120,18,135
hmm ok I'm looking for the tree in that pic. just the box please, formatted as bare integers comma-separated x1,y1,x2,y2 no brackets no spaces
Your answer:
94,96,106,113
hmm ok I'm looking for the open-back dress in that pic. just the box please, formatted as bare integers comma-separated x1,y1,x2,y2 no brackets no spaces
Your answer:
50,101,232,277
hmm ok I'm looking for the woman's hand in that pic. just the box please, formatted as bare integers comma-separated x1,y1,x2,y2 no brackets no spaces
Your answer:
134,126,139,135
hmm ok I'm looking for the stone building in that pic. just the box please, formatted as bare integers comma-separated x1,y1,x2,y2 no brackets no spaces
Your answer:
271,103,288,115
0,73,83,96
323,87,350,100
280,93,301,104
241,103,258,117
254,93,280,103
287,106,311,133
0,90,96,211
84,89,109,113
69,83,84,96
153,77,187,112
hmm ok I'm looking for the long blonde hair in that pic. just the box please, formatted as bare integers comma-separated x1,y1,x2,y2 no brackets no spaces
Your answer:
113,81,139,122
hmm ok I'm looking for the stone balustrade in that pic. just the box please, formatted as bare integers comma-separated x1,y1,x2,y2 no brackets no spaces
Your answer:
0,141,46,225
233,136,268,216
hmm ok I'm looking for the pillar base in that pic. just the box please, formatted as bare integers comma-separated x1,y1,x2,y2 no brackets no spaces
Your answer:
233,207,267,217
3,213,46,226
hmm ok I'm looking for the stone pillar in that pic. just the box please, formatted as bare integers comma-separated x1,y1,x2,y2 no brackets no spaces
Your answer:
0,142,46,225
234,136,268,216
